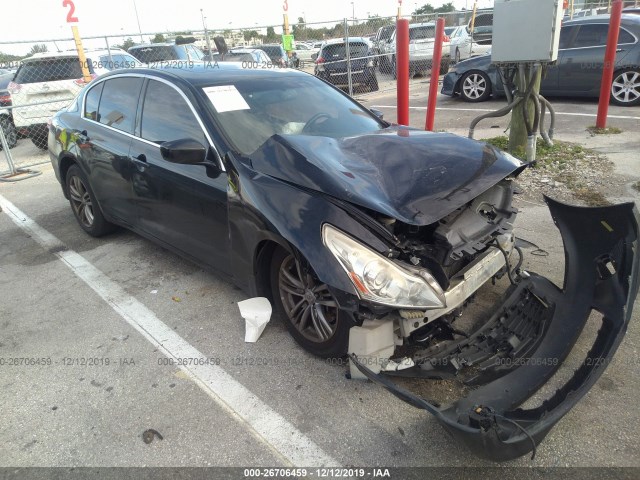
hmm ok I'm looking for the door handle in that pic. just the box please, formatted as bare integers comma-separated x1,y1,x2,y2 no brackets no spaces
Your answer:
130,153,147,172
77,129,89,142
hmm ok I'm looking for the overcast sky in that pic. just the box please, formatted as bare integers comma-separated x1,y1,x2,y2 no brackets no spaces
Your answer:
0,0,494,55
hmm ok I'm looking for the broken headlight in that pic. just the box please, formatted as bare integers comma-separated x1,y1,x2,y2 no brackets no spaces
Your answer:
322,224,446,309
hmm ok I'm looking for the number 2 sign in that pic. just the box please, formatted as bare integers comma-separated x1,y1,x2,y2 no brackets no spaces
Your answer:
63,0,79,23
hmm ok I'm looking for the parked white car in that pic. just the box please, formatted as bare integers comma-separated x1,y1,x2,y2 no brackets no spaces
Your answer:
382,23,451,77
8,49,141,149
449,25,492,63
292,43,317,63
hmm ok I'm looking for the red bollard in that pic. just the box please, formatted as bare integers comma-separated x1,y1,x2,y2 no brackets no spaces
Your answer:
596,0,623,128
426,18,445,131
396,19,410,126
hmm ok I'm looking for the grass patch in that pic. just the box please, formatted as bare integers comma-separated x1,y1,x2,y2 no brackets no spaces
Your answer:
483,136,584,170
482,135,611,206
587,126,623,135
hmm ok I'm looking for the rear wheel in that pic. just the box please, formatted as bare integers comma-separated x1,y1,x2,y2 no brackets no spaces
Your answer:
0,116,17,150
65,165,116,237
610,68,640,107
29,124,48,150
270,248,349,357
367,74,379,92
459,70,491,102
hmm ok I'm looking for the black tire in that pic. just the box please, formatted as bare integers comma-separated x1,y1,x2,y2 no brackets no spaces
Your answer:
65,164,116,237
367,74,379,92
0,116,17,150
379,56,391,74
29,124,48,150
610,68,640,107
440,58,450,74
459,70,492,102
270,247,350,357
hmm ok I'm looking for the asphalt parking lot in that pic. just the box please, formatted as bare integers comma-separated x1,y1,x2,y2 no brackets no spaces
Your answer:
1,85,639,478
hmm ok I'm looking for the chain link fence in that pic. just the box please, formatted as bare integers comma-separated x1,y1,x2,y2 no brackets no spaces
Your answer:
0,9,492,173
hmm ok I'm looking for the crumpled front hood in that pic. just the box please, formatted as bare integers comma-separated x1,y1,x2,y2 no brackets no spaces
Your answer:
249,127,523,226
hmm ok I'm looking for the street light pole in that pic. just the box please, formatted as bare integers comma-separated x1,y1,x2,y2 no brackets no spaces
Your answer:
351,2,355,22
132,0,144,43
200,9,213,54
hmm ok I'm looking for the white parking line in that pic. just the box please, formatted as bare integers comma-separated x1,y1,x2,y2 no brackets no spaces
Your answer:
0,194,339,468
371,105,640,121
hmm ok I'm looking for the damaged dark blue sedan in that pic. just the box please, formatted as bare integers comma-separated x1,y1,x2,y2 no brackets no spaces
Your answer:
48,64,639,462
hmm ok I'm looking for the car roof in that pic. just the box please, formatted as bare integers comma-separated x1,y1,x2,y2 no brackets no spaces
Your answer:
95,63,309,88
229,48,262,53
409,22,436,28
323,37,370,45
563,13,640,26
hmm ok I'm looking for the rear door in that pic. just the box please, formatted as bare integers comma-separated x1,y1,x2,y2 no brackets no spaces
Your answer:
81,76,144,226
128,78,230,272
557,23,636,94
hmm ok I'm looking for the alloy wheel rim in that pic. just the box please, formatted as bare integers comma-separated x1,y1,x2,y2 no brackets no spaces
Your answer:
463,73,486,99
278,254,338,343
612,71,640,104
68,175,94,228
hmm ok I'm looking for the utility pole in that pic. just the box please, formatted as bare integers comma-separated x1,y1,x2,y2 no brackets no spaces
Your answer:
132,0,144,43
509,64,542,155
200,9,212,55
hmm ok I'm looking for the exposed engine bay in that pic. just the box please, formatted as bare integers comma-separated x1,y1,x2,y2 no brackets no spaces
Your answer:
348,196,639,461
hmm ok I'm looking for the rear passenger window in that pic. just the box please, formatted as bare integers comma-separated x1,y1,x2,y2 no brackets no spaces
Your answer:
618,28,635,45
84,82,104,121
97,77,143,134
140,80,206,145
572,24,609,48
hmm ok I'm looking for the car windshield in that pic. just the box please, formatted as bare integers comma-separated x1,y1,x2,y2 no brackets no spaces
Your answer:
203,75,384,156
410,26,436,40
130,46,179,62
14,58,84,83
322,42,369,59
260,46,284,58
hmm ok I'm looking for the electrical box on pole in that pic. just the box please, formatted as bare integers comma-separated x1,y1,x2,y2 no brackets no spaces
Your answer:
491,0,563,63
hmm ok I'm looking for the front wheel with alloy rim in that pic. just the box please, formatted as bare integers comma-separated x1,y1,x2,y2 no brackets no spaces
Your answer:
611,68,640,106
270,248,350,357
65,165,116,237
459,70,491,102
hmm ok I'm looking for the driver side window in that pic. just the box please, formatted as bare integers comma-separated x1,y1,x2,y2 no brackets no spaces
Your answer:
140,80,207,146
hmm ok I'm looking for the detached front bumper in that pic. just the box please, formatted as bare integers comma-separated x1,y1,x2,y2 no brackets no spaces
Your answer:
351,197,639,461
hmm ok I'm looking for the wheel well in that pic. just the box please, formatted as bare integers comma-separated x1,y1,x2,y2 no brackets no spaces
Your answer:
254,240,285,299
58,155,77,194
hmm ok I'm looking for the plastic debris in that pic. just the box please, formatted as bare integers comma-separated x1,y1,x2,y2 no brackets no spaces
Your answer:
237,297,272,342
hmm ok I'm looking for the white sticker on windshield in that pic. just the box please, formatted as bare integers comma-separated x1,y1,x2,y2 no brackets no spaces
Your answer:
202,85,250,113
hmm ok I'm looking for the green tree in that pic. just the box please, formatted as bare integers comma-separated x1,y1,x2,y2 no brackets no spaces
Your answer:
243,30,259,42
151,33,166,43
0,52,21,63
415,4,435,15
435,2,455,13
266,26,277,42
117,38,136,51
28,44,48,56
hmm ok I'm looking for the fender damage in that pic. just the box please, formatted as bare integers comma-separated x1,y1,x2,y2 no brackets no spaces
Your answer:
351,197,639,461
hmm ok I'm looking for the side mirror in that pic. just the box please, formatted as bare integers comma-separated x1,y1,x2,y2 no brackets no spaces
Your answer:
311,52,318,61
370,108,384,120
160,138,207,165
